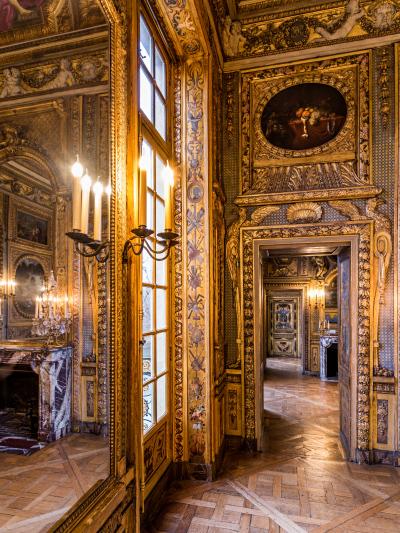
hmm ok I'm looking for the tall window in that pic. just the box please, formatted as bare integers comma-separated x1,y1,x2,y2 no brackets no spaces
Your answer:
140,14,167,141
139,11,170,437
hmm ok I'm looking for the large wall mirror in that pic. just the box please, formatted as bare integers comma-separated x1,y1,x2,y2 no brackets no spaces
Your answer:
0,1,124,530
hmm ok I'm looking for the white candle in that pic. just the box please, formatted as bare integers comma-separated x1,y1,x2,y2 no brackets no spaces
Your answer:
139,167,147,227
0,298,2,317
72,155,83,231
64,295,68,317
35,296,39,318
93,178,103,241
48,297,53,319
163,161,174,231
105,183,111,241
80,169,91,235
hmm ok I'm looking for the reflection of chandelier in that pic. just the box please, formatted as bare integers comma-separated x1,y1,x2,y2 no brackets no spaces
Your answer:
31,271,71,346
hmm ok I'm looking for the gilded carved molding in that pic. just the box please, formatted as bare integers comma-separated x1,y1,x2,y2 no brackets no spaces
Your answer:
225,73,235,148
241,53,371,195
215,0,400,60
378,47,391,129
328,197,392,375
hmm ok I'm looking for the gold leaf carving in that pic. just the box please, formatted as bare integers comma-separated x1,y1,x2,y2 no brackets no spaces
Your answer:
286,202,322,224
250,205,281,225
327,200,364,220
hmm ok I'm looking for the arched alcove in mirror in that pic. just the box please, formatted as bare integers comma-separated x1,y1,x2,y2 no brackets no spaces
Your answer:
0,1,111,527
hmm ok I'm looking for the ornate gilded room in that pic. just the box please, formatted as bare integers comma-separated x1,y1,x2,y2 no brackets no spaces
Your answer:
0,0,400,532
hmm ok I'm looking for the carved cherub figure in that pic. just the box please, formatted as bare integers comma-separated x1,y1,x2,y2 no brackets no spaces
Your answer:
0,67,26,98
49,59,76,89
313,0,365,42
222,17,246,57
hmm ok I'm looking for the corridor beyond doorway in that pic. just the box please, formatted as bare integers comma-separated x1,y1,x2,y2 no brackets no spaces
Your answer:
147,358,400,532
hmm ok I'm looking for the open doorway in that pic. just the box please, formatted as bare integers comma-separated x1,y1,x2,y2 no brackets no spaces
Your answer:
253,237,358,460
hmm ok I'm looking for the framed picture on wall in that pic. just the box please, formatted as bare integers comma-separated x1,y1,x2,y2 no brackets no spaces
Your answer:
9,198,52,250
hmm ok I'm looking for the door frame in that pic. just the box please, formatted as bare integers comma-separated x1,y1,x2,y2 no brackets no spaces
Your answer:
250,230,361,458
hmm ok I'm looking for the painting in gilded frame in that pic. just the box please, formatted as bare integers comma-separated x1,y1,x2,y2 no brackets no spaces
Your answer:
0,0,44,33
14,257,45,317
17,210,48,246
261,83,347,151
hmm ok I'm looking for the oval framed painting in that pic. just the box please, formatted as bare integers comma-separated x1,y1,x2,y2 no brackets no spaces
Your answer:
260,83,347,151
14,257,45,318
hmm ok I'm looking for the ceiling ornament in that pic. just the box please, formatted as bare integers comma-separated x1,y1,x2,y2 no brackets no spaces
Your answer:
286,202,322,224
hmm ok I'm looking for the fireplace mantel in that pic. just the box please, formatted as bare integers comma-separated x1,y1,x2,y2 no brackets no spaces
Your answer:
319,334,338,382
0,343,72,442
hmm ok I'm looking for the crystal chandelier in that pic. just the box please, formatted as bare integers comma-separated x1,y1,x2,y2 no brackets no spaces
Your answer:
31,271,71,346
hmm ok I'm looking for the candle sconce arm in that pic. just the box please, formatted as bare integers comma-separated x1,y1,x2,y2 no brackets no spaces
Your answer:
122,228,179,264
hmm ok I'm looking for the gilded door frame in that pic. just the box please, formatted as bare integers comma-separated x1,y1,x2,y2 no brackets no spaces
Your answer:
244,225,369,458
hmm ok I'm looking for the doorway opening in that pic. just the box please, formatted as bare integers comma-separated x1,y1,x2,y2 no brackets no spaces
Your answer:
252,236,358,460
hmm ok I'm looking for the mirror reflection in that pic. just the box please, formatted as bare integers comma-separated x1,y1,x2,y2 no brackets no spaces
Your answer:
0,26,111,530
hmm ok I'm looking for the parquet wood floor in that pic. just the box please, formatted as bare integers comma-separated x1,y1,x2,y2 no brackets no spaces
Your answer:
146,358,400,533
0,433,109,532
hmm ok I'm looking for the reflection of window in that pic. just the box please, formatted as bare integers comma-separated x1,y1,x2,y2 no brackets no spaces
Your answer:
139,13,167,141
140,10,170,437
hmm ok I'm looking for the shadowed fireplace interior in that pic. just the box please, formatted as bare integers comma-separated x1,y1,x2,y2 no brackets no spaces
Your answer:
0,363,39,439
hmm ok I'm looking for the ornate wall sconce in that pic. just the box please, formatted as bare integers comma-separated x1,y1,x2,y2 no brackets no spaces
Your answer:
0,279,15,317
65,155,111,263
122,157,179,264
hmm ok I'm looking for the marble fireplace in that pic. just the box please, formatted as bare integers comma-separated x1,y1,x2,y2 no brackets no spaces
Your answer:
0,343,72,443
319,334,338,381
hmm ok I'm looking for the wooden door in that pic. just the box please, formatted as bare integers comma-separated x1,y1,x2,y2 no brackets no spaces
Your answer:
338,248,352,458
267,295,299,358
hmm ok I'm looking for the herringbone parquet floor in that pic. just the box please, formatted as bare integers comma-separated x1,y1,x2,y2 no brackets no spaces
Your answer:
147,357,400,532
0,433,109,532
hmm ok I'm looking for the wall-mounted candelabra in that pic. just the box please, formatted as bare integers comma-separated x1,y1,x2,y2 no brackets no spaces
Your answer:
65,155,111,263
0,279,16,318
122,155,179,264
31,271,71,347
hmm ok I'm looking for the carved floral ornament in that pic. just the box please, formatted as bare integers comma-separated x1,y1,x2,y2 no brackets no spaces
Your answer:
286,202,322,223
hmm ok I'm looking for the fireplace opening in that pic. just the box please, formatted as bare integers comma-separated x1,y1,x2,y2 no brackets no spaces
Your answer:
0,364,39,440
326,343,338,380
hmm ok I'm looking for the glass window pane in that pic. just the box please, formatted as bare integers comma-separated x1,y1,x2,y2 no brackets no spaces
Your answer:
155,93,166,140
143,381,154,433
155,46,166,97
156,198,165,237
142,286,153,333
156,332,167,375
156,288,166,330
142,249,153,284
157,375,166,421
156,258,166,287
140,67,153,121
156,155,165,199
140,15,152,73
147,190,154,229
142,334,154,383
142,139,154,190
